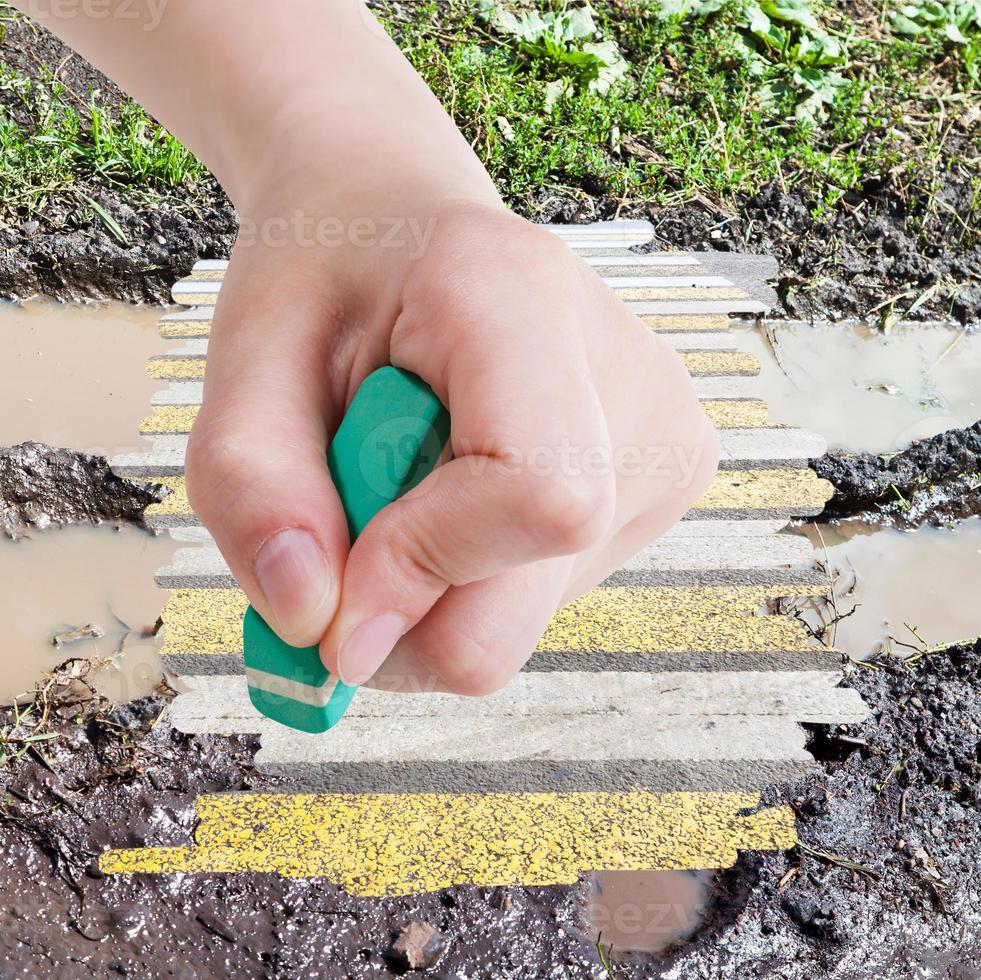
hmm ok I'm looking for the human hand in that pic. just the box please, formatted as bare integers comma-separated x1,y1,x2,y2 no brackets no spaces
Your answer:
11,0,719,695
186,200,720,695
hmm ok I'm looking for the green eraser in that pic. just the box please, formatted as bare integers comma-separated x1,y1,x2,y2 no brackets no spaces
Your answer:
243,367,450,733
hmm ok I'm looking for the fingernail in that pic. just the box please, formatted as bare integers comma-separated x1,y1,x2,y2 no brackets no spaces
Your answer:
254,529,332,641
337,613,407,686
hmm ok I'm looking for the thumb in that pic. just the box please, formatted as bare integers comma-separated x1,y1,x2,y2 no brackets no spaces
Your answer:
184,266,353,649
321,447,614,686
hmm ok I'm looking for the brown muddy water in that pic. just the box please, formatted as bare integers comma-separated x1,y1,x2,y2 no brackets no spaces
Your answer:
737,321,981,454
743,320,981,660
0,301,175,702
792,518,981,660
0,300,169,457
588,869,714,956
0,523,177,705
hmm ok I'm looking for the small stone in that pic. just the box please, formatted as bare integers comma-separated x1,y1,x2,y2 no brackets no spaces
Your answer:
390,921,443,971
72,907,111,942
196,909,238,943
494,889,513,911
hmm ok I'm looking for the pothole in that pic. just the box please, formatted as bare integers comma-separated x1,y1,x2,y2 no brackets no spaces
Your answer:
0,523,178,704
0,300,169,457
736,321,981,454
587,869,715,958
0,300,176,701
743,320,981,660
788,518,981,661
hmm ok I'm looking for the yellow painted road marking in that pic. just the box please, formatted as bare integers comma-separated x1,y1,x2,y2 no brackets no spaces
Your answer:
147,357,205,380
157,313,735,339
145,469,831,524
682,351,759,375
140,405,199,433
161,585,825,657
160,319,211,338
699,468,832,511
140,400,774,435
100,791,796,894
613,287,747,301
147,350,761,382
702,400,774,428
643,315,730,331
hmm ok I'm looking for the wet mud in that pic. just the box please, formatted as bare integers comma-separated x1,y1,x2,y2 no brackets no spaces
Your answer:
812,419,981,528
1,639,978,978
0,442,166,539
0,22,235,306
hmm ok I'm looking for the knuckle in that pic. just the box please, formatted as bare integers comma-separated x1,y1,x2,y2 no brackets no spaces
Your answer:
450,667,511,698
184,420,254,518
371,517,450,596
440,643,513,698
521,472,616,554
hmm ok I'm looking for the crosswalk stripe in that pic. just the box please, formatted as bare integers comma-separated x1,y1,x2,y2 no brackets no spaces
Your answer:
159,584,826,662
112,427,822,478
155,530,817,591
628,299,767,314
158,309,736,337
613,286,746,300
146,379,763,408
156,522,814,589
167,672,867,793
98,791,797,894
139,398,775,435
162,518,799,545
145,349,762,382
142,468,832,527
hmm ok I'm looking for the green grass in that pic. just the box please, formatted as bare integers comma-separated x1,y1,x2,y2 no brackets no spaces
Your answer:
0,4,204,226
0,0,976,245
380,0,977,231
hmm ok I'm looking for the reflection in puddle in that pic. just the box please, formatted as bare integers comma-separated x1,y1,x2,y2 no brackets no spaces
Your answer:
588,869,714,956
736,322,981,454
791,518,981,659
0,524,177,704
0,300,169,457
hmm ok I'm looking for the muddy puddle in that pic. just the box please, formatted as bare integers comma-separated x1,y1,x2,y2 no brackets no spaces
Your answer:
737,321,981,453
587,869,714,956
791,518,981,659
746,319,981,658
0,301,177,701
0,300,169,457
0,507,176,706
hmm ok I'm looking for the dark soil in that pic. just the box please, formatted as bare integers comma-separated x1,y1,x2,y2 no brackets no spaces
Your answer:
2,15,979,323
811,420,981,528
533,171,981,326
1,640,978,978
0,442,166,539
0,18,236,305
